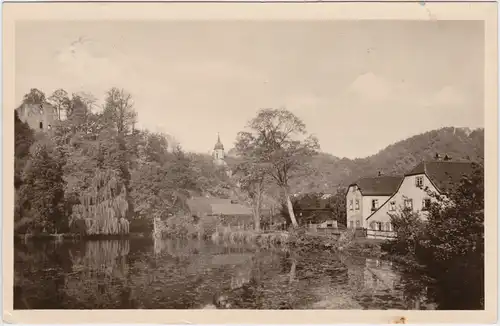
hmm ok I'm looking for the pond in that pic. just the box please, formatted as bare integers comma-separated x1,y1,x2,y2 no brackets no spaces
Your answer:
14,238,438,309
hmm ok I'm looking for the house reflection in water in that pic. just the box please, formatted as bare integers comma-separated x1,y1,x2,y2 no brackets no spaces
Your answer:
230,267,252,290
346,257,397,292
346,257,434,310
363,258,397,290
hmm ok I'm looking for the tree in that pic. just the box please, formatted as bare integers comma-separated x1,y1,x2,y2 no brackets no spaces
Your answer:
103,88,137,135
15,110,34,189
422,163,484,309
66,94,90,128
143,131,170,164
130,145,199,231
100,88,138,218
389,205,426,256
235,108,319,227
329,188,347,226
70,169,130,235
19,140,65,233
48,89,71,120
187,153,233,198
22,88,46,105
233,162,268,231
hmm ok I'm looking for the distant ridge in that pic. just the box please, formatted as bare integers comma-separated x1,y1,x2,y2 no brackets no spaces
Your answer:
289,126,484,193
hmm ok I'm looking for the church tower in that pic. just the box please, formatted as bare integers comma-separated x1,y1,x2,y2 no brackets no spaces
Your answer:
213,133,225,165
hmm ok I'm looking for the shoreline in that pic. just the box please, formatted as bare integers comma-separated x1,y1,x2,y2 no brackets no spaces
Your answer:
14,232,150,241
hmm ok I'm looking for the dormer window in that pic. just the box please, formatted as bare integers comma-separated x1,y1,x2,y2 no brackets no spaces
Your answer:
415,176,423,187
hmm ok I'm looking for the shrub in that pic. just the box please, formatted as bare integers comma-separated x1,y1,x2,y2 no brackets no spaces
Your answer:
389,208,426,257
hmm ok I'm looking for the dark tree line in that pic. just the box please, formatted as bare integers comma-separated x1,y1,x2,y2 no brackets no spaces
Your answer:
14,88,234,235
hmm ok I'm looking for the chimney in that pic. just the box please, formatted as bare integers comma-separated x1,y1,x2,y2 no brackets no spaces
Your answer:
378,171,382,177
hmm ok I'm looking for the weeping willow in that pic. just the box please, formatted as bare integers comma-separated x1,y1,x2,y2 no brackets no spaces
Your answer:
70,169,130,235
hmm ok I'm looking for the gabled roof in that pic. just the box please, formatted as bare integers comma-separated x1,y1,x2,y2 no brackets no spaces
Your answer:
366,160,476,221
349,176,403,196
406,161,475,193
210,203,252,216
186,197,252,216
186,197,230,216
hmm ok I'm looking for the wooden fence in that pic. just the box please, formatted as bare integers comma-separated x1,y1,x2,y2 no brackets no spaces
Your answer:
366,229,397,240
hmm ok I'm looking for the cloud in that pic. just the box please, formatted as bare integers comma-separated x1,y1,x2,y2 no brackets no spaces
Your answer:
348,72,394,101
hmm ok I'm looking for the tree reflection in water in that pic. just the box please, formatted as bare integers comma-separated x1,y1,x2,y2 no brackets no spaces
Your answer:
15,238,437,310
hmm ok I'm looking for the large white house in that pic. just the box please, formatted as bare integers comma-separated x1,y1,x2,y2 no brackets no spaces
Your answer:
365,161,475,234
346,175,403,229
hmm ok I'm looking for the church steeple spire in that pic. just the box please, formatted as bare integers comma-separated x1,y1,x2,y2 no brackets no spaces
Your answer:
214,132,224,151
213,132,225,163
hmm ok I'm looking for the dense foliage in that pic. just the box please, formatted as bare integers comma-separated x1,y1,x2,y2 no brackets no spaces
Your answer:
234,108,320,227
387,164,484,309
14,88,238,235
18,138,65,233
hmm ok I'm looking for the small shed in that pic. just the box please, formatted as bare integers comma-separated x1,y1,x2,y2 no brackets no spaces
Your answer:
186,196,253,227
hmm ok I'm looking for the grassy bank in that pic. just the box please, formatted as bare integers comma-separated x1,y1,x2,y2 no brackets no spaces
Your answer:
211,227,291,247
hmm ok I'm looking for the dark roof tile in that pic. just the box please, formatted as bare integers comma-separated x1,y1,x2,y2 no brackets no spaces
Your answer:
186,197,252,216
408,161,475,193
351,176,403,196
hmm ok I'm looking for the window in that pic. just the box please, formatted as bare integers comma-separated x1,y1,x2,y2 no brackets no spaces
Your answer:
422,198,431,211
350,221,354,229
415,176,424,187
356,220,360,228
349,200,353,210
39,122,43,129
370,222,376,230
404,199,413,211
353,185,358,192
355,199,360,210
389,201,396,211
386,222,391,231
371,199,379,211
377,222,383,231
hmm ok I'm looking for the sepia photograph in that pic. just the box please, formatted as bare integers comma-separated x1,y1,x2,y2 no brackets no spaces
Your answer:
3,2,498,324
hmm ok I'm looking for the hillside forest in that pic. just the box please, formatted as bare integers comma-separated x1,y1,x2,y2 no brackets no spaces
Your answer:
14,87,485,236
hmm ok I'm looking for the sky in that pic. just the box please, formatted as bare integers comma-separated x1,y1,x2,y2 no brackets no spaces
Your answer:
16,20,484,159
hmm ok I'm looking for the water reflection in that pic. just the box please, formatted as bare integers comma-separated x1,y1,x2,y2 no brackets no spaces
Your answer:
14,238,436,310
